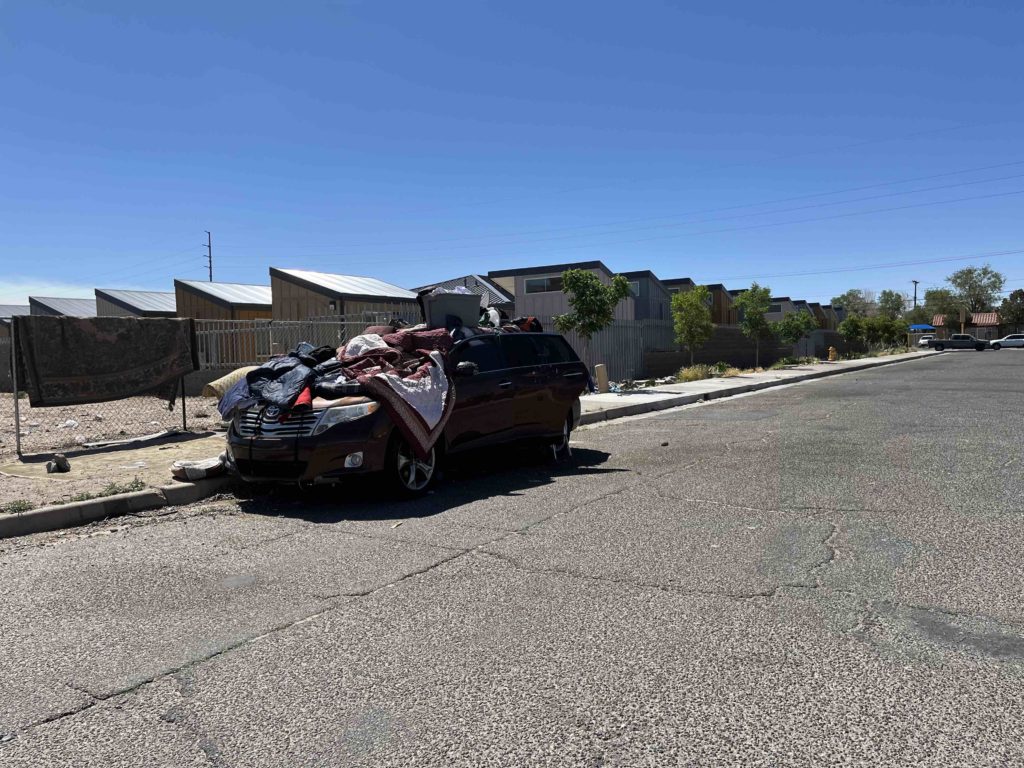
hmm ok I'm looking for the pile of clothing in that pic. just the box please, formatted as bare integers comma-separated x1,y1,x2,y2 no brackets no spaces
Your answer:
219,327,456,458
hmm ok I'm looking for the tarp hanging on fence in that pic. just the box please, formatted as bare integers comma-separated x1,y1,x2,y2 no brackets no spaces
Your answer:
13,316,198,407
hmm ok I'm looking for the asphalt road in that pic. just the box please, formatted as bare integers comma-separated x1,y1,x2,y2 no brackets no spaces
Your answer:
2,351,1023,766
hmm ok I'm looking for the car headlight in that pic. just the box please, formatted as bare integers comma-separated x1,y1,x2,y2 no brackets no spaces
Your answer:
312,402,380,435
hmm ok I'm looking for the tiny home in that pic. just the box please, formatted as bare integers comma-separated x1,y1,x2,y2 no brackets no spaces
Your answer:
620,270,671,321
28,296,97,317
95,289,177,318
487,261,636,321
705,284,737,325
270,268,419,321
765,296,797,323
662,277,696,295
821,304,839,330
175,280,273,320
808,302,828,329
0,305,29,339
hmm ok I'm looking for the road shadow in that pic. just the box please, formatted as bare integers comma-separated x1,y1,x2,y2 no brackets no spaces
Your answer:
235,446,619,523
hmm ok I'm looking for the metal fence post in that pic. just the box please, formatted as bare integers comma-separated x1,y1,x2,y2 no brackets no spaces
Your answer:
11,320,21,457
180,376,187,432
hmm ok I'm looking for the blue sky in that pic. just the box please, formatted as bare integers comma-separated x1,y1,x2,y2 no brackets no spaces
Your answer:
2,1,1022,306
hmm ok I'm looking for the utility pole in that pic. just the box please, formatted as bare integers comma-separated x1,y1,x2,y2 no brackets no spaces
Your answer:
205,231,213,281
911,280,919,309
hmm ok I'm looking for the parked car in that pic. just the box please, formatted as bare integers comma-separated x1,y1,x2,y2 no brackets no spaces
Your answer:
989,333,1024,350
225,332,589,495
928,334,988,351
917,334,935,347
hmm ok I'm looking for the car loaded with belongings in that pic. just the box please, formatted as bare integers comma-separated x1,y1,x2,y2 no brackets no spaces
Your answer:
221,288,592,496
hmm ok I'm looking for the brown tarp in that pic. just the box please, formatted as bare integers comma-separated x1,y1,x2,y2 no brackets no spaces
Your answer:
13,316,198,407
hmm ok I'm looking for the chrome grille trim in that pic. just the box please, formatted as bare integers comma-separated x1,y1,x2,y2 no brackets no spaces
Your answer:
236,408,322,438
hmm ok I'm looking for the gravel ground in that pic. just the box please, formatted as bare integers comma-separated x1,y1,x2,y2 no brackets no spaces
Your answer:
0,394,221,459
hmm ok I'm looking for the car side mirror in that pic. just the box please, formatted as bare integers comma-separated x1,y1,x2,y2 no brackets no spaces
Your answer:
455,361,479,377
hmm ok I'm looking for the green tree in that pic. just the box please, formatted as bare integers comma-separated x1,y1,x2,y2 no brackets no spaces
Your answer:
772,311,818,345
732,282,773,367
838,315,865,346
671,285,714,365
903,306,931,326
877,289,906,319
830,289,872,317
553,269,631,361
999,289,1024,330
863,316,905,347
941,304,970,334
948,265,1005,312
923,288,960,320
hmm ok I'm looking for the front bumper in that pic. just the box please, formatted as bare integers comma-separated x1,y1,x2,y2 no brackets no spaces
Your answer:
225,408,393,483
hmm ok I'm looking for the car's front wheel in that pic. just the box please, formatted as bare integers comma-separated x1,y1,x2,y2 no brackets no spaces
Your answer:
934,343,945,351
991,343,1001,350
975,343,986,351
386,434,436,497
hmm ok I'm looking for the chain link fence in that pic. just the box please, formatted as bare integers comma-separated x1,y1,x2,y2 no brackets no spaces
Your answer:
2,315,419,459
2,313,681,458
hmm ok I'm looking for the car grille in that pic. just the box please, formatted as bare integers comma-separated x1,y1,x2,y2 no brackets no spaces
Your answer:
236,408,321,438
234,459,308,479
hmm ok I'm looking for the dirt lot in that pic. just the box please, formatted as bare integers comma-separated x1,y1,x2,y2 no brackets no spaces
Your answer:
0,393,222,459
0,393,225,512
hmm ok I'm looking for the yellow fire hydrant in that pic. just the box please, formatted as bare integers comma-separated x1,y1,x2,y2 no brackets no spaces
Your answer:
828,346,838,362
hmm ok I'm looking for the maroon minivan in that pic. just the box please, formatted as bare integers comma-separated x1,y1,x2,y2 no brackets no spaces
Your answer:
225,333,589,495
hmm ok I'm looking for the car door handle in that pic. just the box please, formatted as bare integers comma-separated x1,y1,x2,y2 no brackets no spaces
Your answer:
498,380,513,389
563,372,584,378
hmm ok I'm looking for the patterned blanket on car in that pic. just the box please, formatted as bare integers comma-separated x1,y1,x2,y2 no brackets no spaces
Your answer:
339,328,455,459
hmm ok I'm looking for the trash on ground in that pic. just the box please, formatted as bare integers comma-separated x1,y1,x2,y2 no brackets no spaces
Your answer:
46,454,71,474
58,419,79,429
171,455,227,481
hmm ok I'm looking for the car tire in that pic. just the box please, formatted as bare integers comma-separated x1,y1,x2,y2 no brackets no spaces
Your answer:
550,412,573,462
934,343,944,351
975,344,986,351
991,343,1001,350
385,432,436,498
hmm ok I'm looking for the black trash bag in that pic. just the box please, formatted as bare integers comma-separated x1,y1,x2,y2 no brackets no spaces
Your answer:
247,357,314,409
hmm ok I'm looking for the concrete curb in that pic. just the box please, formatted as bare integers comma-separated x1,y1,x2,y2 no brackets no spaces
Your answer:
0,475,234,540
578,352,938,427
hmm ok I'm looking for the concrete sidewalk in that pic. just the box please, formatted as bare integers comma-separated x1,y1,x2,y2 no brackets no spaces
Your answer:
579,350,940,425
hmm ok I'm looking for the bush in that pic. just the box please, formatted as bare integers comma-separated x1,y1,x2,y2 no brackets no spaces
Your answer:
770,355,818,369
2,499,34,514
677,364,718,382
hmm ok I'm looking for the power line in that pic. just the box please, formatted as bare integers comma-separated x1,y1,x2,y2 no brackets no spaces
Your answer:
386,118,1005,216
238,187,1024,269
716,248,1024,282
215,158,1024,262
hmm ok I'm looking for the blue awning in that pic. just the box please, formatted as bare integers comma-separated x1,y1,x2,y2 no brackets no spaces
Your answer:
909,323,935,330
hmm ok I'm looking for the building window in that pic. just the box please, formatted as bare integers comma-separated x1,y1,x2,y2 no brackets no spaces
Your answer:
768,304,781,313
627,280,640,297
524,276,564,294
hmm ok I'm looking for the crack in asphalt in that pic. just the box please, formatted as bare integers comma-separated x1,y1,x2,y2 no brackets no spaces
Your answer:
7,476,644,739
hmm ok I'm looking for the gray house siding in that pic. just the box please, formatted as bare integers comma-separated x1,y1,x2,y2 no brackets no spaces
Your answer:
622,272,670,321
511,268,635,320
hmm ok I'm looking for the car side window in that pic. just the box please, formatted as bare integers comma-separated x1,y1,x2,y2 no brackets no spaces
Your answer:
534,335,579,363
500,335,541,368
453,337,504,373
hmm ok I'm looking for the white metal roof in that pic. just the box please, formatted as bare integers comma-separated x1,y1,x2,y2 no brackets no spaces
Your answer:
29,296,97,316
0,304,29,320
176,280,272,307
271,268,417,300
96,289,177,314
